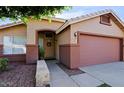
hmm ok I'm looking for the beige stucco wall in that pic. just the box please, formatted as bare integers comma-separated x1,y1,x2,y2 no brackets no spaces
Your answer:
71,16,124,44
55,26,70,59
27,19,64,44
0,24,27,44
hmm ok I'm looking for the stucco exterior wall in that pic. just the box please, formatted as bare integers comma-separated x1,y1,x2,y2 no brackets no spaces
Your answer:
55,26,70,59
27,19,64,44
0,24,27,44
71,16,124,44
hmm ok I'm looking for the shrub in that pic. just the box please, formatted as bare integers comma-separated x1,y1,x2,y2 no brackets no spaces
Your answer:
0,58,8,71
39,46,45,59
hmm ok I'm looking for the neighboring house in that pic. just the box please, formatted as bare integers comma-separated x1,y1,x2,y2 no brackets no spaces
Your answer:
0,9,124,69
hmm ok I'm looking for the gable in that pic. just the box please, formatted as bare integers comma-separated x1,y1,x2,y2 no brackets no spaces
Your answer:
27,19,64,44
71,16,124,44
56,10,124,35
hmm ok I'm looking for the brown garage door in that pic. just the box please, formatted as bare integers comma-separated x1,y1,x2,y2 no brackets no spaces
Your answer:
80,34,120,67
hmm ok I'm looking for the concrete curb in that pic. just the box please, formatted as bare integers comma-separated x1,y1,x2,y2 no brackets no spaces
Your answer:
35,60,50,87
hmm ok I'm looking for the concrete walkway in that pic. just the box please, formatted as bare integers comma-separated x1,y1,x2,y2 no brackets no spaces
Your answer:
70,73,103,87
46,60,78,87
46,60,105,87
79,62,124,87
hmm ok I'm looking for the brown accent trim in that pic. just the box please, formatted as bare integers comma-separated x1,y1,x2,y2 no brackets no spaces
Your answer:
0,44,25,62
70,44,80,69
78,31,123,39
120,39,123,61
26,44,38,64
59,45,70,68
100,15,112,26
100,21,112,26
0,44,3,54
37,29,56,32
60,44,80,47
59,44,80,69
26,44,38,47
0,54,25,56
0,54,26,62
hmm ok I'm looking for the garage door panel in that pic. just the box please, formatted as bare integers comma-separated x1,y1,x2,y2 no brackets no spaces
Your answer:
80,35,120,66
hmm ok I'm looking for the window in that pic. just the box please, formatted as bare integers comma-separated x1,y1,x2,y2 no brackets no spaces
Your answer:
3,36,26,54
45,32,53,38
100,15,111,26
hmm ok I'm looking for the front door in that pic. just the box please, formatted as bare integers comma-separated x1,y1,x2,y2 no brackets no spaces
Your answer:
38,32,55,59
44,32,55,59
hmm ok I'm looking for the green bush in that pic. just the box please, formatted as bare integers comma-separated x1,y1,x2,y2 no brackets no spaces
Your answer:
39,46,45,58
0,58,8,71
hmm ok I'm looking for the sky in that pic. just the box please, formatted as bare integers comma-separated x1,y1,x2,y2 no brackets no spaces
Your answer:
56,6,124,20
0,6,124,25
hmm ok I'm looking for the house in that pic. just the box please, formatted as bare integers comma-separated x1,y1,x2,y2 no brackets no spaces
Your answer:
0,9,124,69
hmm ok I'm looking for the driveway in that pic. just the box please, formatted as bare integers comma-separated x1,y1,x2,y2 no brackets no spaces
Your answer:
79,62,124,87
46,60,124,87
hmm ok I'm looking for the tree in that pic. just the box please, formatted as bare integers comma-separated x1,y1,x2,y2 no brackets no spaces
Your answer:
0,6,71,22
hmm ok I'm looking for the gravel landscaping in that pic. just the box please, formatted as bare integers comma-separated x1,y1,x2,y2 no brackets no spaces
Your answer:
0,62,36,87
57,63,85,76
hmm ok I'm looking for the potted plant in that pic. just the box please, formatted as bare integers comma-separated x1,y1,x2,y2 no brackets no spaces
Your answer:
39,46,45,60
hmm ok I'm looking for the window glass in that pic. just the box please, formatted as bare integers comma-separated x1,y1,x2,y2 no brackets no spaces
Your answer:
3,36,13,54
13,36,26,45
3,36,13,45
3,36,26,54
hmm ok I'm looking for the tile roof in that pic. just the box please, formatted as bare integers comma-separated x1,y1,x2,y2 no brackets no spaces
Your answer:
56,9,124,34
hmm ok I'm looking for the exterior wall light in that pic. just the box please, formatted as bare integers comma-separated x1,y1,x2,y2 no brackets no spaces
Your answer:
74,32,77,37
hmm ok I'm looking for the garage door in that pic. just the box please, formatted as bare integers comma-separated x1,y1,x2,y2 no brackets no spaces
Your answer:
80,34,120,66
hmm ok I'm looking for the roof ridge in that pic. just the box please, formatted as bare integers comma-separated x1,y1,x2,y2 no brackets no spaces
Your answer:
69,9,113,21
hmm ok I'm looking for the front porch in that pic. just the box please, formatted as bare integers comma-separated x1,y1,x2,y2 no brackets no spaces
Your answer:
26,19,64,64
37,31,56,60
26,30,56,64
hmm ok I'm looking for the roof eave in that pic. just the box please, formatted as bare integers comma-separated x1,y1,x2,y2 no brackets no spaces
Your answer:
56,9,124,34
0,22,24,30
0,17,66,30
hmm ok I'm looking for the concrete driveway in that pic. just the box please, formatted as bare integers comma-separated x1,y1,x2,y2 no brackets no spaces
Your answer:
79,62,124,87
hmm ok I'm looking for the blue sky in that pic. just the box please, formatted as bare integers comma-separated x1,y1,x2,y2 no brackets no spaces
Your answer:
0,6,124,25
56,6,124,20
